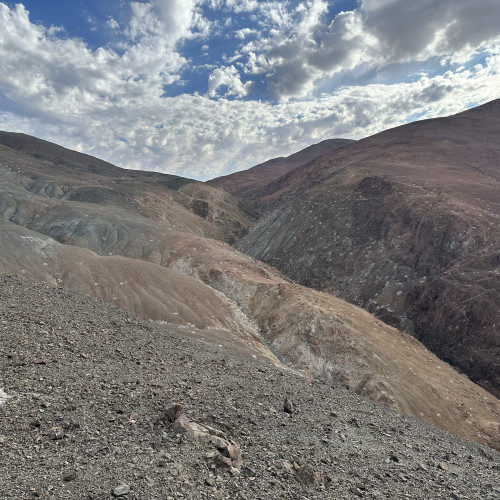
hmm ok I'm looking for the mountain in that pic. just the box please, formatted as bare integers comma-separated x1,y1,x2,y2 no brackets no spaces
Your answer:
2,274,498,499
234,99,500,397
208,138,354,203
0,129,499,451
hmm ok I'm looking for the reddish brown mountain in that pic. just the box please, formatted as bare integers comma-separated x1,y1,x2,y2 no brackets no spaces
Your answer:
235,99,500,396
209,138,354,201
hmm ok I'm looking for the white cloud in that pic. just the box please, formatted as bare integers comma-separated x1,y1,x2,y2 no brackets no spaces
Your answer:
107,17,120,30
235,27,256,40
208,65,251,97
127,0,197,42
0,1,500,182
240,0,500,100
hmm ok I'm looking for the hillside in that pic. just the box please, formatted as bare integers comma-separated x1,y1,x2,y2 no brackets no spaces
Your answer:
235,99,500,396
1,274,499,499
0,129,499,451
209,138,354,203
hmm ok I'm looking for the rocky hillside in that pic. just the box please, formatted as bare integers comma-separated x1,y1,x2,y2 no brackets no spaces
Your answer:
1,274,499,499
235,99,500,397
0,132,252,244
0,130,499,451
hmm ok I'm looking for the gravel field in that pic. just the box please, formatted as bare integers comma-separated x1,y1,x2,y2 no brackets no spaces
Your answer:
1,274,499,499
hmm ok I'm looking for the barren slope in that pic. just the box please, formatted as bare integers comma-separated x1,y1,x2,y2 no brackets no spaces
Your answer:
0,131,499,449
0,133,252,243
236,99,500,396
209,138,354,201
2,275,499,499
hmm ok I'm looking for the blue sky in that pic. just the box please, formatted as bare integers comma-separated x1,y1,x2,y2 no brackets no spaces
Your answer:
1,1,500,179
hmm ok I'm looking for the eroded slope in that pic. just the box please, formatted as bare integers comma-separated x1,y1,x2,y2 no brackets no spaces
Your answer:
236,99,500,396
0,131,499,449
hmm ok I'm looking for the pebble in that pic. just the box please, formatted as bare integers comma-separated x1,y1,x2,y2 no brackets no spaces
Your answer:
62,470,77,482
283,397,294,414
112,484,131,497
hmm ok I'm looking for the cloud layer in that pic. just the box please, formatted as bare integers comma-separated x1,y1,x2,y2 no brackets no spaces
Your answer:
0,1,499,179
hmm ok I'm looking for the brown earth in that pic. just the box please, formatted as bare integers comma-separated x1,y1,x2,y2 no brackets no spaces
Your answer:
235,99,500,396
0,129,499,450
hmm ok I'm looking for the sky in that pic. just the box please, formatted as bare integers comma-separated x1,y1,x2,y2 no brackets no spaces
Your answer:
0,1,500,180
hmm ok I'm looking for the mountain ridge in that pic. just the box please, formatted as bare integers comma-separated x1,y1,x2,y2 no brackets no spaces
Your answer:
232,99,500,396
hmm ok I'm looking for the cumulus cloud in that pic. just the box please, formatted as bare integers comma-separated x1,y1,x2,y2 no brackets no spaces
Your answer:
208,65,251,97
0,1,500,181
107,17,120,30
243,0,500,99
127,0,210,42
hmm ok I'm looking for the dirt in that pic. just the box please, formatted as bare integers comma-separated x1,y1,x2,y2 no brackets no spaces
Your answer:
1,274,499,500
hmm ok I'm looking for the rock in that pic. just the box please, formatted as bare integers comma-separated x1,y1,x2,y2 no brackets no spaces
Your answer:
157,403,183,426
166,406,243,468
62,470,77,482
218,443,243,468
350,486,364,497
205,477,216,487
112,484,130,497
49,428,64,440
294,463,330,487
349,417,360,428
284,398,294,414
479,448,494,460
438,462,449,471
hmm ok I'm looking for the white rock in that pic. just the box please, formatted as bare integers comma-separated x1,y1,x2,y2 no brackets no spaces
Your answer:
0,388,11,406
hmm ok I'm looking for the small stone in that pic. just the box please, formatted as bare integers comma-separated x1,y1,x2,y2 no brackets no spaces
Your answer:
294,464,330,487
49,428,64,440
62,470,77,482
219,442,243,468
216,455,233,469
205,477,216,487
416,463,428,472
161,403,183,425
350,486,364,497
112,484,130,497
283,398,294,414
349,417,360,428
438,462,449,471
479,448,494,460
